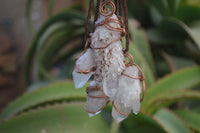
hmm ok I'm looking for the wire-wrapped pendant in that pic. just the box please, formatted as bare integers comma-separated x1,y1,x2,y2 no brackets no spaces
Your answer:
72,0,145,123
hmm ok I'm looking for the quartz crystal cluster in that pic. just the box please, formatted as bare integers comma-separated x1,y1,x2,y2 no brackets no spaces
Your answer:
72,13,143,123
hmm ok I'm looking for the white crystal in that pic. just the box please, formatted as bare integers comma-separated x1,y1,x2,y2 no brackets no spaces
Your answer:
88,111,101,117
91,14,125,99
112,101,131,123
115,66,141,114
72,49,96,88
86,81,108,117
72,70,94,88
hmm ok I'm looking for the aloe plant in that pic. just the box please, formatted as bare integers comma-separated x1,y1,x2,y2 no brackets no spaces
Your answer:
1,66,200,132
0,0,200,132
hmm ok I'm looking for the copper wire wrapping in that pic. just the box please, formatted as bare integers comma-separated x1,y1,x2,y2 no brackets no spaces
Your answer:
85,85,109,113
112,102,132,116
86,86,108,98
77,0,146,115
75,40,96,74
100,0,116,17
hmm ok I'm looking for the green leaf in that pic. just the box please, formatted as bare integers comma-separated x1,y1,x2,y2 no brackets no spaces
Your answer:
110,121,120,133
174,5,200,25
145,90,200,113
25,11,86,85
149,0,169,16
0,81,86,122
32,22,68,81
147,28,178,44
167,0,180,13
163,54,195,71
120,113,166,133
0,103,110,133
162,18,200,49
129,19,155,72
37,27,84,80
129,41,155,87
37,22,68,50
144,66,200,103
175,110,200,132
127,0,150,27
154,109,191,133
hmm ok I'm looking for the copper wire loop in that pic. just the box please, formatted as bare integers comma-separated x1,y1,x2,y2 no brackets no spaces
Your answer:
124,52,134,67
100,1,116,17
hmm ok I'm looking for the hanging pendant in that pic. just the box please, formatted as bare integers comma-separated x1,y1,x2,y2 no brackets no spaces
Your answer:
72,0,145,123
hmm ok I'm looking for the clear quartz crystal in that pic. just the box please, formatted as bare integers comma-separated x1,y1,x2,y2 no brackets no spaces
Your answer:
72,49,96,88
86,81,108,117
91,14,125,99
72,71,94,88
112,101,132,123
112,66,141,123
116,65,141,113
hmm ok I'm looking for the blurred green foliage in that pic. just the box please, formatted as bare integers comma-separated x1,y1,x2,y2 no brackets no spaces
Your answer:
0,0,200,132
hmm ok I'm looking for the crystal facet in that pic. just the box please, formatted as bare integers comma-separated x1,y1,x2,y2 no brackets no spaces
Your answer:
116,66,141,112
86,81,108,117
112,101,132,123
72,49,96,88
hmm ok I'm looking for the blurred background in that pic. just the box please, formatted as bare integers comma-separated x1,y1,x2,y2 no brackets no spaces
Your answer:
0,0,200,133
0,0,80,112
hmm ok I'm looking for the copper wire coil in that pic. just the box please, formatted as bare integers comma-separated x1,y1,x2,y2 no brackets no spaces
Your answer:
123,52,134,67
99,0,116,17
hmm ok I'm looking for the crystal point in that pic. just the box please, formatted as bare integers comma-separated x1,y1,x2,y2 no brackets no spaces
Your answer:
72,49,96,88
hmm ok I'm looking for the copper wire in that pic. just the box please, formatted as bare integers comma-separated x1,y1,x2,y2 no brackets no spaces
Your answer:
123,0,130,53
119,0,122,16
94,0,101,24
121,62,146,103
76,39,90,60
75,63,96,74
85,0,94,39
100,1,116,17
91,0,125,50
114,0,118,14
112,102,132,116
86,84,109,98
